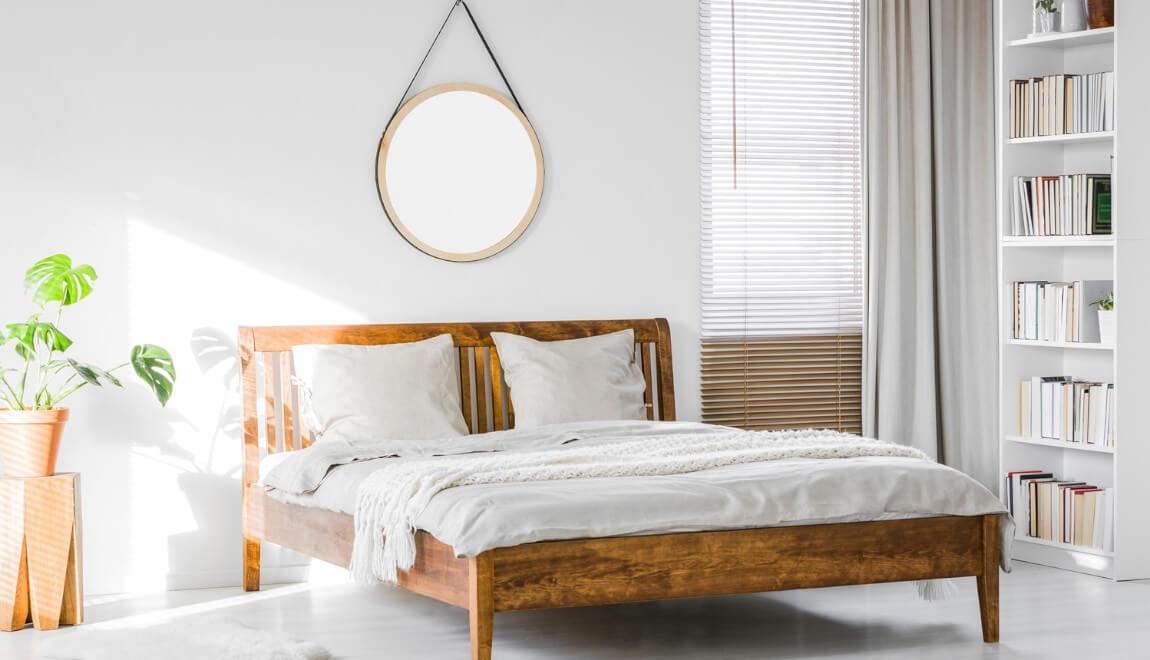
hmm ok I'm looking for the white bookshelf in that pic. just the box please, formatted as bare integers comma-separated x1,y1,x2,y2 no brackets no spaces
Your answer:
996,2,1147,581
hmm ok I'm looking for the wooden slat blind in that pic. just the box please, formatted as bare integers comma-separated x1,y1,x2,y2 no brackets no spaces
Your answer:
700,0,863,433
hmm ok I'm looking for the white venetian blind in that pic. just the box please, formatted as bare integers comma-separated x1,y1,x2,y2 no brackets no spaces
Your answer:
700,0,863,432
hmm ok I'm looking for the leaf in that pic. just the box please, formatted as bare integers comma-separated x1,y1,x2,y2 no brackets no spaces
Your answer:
66,359,123,388
131,344,176,406
24,254,98,306
5,318,73,359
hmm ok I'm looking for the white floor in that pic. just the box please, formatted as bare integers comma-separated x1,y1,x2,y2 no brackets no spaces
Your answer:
5,562,1149,659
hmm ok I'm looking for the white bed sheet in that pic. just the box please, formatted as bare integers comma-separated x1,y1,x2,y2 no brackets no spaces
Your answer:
262,426,1010,560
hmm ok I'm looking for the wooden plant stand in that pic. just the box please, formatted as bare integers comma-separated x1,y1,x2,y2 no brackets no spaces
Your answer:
0,473,83,631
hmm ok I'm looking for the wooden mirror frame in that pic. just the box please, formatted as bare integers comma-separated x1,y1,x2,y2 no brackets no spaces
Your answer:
376,83,545,262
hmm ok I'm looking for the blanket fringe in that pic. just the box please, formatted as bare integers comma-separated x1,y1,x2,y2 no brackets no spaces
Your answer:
915,578,960,601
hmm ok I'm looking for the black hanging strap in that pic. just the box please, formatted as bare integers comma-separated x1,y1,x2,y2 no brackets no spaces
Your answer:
389,0,527,122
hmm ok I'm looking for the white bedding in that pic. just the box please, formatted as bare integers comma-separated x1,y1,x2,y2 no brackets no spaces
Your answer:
262,421,1012,569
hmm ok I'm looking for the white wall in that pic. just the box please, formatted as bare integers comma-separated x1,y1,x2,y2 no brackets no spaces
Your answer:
0,0,700,595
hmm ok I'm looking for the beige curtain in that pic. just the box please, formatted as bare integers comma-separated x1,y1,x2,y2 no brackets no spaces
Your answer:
863,0,997,487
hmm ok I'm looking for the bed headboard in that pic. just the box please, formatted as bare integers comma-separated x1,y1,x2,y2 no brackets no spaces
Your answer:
238,319,676,488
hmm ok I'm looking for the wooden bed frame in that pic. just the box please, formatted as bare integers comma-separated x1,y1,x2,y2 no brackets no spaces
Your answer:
240,319,1001,659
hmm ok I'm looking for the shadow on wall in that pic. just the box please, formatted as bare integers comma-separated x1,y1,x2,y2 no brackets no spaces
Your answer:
86,327,245,590
165,329,244,590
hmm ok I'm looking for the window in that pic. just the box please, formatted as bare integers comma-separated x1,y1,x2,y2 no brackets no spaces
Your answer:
700,0,863,432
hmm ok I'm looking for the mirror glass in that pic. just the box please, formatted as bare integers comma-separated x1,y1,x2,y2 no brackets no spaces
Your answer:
377,83,544,261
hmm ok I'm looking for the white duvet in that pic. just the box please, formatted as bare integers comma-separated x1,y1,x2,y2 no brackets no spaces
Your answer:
262,421,1011,586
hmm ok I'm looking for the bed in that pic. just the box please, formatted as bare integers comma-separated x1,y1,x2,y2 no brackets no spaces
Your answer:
240,319,1004,660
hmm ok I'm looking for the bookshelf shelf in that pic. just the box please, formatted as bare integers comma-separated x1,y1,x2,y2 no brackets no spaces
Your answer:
1005,339,1113,350
1005,434,1115,455
995,1,1143,581
1015,536,1114,558
1001,236,1114,248
1007,26,1116,48
1008,131,1114,145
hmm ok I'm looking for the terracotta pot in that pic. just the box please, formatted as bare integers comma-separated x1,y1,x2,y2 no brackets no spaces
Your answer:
0,408,69,477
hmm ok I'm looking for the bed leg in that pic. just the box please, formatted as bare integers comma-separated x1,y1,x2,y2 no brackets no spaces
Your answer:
243,537,261,592
976,514,1000,643
469,553,494,660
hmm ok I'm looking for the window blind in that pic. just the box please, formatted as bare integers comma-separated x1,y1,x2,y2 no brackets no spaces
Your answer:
700,0,863,433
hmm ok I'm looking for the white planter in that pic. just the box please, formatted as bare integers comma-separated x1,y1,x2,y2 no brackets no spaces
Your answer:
1098,310,1116,345
1061,0,1088,32
1033,10,1059,34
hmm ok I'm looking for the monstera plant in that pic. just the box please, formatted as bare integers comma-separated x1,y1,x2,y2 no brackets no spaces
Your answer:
0,255,175,477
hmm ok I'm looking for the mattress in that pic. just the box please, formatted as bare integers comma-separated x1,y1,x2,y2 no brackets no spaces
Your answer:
261,422,1010,559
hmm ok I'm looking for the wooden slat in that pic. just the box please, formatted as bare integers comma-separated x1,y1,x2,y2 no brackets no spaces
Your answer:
703,398,863,408
508,390,515,429
239,328,262,591
287,349,314,448
474,348,488,434
654,319,676,421
490,348,505,431
706,421,864,433
640,343,654,421
702,378,863,389
263,353,279,454
459,348,473,433
280,352,295,452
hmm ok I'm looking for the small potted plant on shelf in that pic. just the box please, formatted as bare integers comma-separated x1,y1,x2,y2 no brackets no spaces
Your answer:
1094,291,1115,345
0,255,175,477
1033,0,1059,35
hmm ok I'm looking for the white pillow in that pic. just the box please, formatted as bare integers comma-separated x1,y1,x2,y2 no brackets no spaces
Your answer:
291,334,468,445
491,329,647,429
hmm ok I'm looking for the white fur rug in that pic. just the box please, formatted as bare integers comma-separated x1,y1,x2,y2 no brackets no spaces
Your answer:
36,616,330,660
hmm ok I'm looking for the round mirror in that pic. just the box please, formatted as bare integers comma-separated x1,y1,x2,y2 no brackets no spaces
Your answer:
377,83,545,262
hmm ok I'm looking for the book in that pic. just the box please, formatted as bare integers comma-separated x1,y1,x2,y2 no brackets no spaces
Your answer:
1015,472,1053,526
1018,376,1114,447
1004,470,1045,516
1008,469,1112,550
1009,174,1111,237
1010,71,1113,139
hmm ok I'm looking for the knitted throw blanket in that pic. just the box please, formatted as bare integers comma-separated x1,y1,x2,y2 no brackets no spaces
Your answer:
349,428,929,584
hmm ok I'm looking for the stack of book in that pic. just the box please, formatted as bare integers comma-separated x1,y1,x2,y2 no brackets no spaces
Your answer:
1010,174,1111,236
1011,280,1112,342
1018,376,1115,447
1004,470,1113,551
1009,71,1115,138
